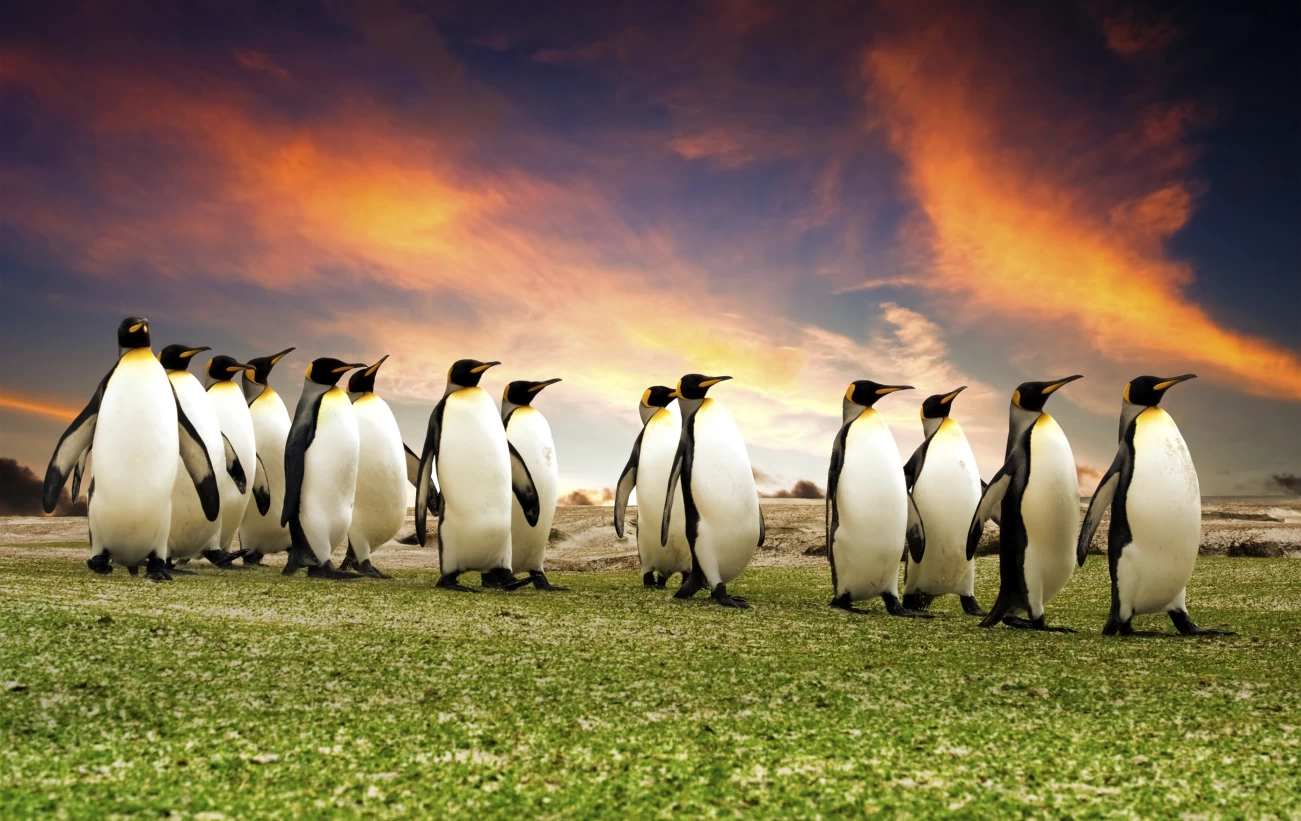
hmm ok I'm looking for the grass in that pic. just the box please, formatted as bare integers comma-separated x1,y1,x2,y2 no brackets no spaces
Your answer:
0,550,1297,819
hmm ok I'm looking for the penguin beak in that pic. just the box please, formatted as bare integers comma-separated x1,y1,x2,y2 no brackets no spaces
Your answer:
333,362,368,373
364,354,390,377
269,347,295,366
180,346,212,359
1154,374,1197,391
528,378,562,393
940,386,966,404
471,361,501,374
699,375,732,388
875,385,914,395
667,389,680,399
1042,374,1083,395
227,362,253,373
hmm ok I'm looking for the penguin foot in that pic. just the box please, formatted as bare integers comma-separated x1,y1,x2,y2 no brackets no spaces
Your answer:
306,561,361,581
481,568,531,591
86,554,112,575
242,550,265,566
679,571,690,587
281,546,312,576
165,561,198,576
829,594,871,614
654,574,669,589
883,593,933,619
960,596,987,617
902,592,934,612
203,549,248,570
642,571,658,589
355,560,391,580
1169,610,1235,636
673,570,707,600
436,573,479,593
127,564,140,577
529,571,567,591
710,584,751,609
339,545,359,573
1005,615,1073,632
144,554,173,582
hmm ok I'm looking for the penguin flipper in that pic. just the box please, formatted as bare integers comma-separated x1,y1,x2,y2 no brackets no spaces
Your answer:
508,441,541,528
42,366,115,513
757,503,766,548
980,480,1003,526
905,492,925,563
281,390,324,528
661,441,686,547
175,388,221,522
71,448,92,506
825,421,851,586
222,432,247,494
404,443,438,515
902,434,932,493
251,455,271,516
415,399,446,547
613,429,643,539
1078,452,1124,566
967,466,1009,560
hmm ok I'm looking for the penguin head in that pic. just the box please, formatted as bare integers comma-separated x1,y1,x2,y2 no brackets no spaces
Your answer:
844,380,913,411
117,316,151,349
447,359,500,390
206,355,252,383
641,385,677,410
674,374,732,401
304,357,366,387
920,386,966,421
1011,375,1082,412
159,344,211,372
243,347,296,387
504,378,562,408
1124,374,1196,407
347,355,390,395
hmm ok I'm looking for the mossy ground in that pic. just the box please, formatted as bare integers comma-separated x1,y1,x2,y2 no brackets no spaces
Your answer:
0,551,1297,819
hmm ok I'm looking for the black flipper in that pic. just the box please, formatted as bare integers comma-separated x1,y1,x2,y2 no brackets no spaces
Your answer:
614,429,643,539
661,441,687,547
175,387,221,522
967,466,1009,560
905,492,925,563
251,455,271,516
222,432,247,494
902,433,932,493
757,503,766,548
414,398,446,547
404,443,437,514
1078,451,1123,566
825,420,851,595
280,389,325,528
71,448,92,505
508,441,541,527
980,480,1002,526
42,365,114,512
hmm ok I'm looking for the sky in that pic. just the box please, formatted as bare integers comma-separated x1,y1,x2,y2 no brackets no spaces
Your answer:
1,0,1298,503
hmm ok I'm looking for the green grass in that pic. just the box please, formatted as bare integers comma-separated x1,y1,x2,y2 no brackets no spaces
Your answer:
1,551,1297,819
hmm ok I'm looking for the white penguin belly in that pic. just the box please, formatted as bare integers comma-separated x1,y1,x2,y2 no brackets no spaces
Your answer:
688,399,760,586
1117,408,1200,616
1020,415,1079,614
166,372,223,560
438,388,512,573
208,381,257,549
90,349,178,565
240,389,291,554
507,407,558,573
906,419,980,597
636,407,690,576
299,388,360,562
348,395,408,557
832,411,906,600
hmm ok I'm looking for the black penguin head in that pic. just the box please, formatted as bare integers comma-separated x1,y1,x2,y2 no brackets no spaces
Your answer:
504,378,561,407
1124,374,1196,407
673,374,732,401
159,344,211,372
641,385,677,410
206,355,252,382
845,380,914,409
117,317,151,349
348,355,390,394
1011,375,1082,412
243,347,295,387
447,359,500,390
305,357,366,387
920,386,966,420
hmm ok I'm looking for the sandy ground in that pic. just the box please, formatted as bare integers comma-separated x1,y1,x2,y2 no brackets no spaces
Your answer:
3,497,1299,570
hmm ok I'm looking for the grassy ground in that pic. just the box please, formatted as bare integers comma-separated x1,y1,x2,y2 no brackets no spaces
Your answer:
0,551,1297,819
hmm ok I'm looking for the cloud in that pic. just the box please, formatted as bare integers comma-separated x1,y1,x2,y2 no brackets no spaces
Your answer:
761,479,825,499
0,391,78,421
0,458,85,516
1099,13,1178,57
752,466,775,484
233,49,290,81
1077,464,1105,492
560,488,615,506
1270,474,1301,495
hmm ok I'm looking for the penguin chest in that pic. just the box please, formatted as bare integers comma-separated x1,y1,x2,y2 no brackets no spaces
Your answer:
350,395,407,542
1117,408,1200,615
1020,415,1079,604
908,420,981,593
636,409,689,570
506,407,559,569
833,411,906,595
167,372,224,555
301,388,360,516
687,399,759,582
438,388,511,567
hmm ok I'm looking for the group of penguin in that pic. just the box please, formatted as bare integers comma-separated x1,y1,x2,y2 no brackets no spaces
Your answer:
41,316,1231,637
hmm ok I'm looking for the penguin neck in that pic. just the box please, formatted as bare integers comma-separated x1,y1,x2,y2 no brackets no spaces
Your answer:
241,376,267,404
922,416,943,439
1007,403,1040,456
842,398,867,425
501,398,525,421
349,390,374,404
678,396,706,421
1119,400,1146,439
639,405,660,425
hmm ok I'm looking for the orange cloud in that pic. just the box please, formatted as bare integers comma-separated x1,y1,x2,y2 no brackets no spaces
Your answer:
862,11,1301,402
0,391,78,422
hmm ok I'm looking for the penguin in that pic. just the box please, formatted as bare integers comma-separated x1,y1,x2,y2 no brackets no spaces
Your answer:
503,377,567,591
661,374,764,608
205,354,258,564
281,357,368,579
161,344,268,573
42,317,219,580
614,386,691,589
238,347,295,565
335,355,406,579
901,387,986,616
1078,375,1233,637
825,381,929,617
966,376,1083,631
414,359,540,592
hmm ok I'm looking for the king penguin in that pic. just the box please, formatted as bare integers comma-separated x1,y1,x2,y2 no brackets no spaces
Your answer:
662,374,764,608
503,377,566,591
238,347,295,565
966,375,1083,631
161,344,267,572
901,387,986,616
336,355,406,579
825,380,929,617
614,386,691,589
42,317,220,580
414,359,540,592
281,357,368,579
1078,375,1232,637
205,354,258,564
